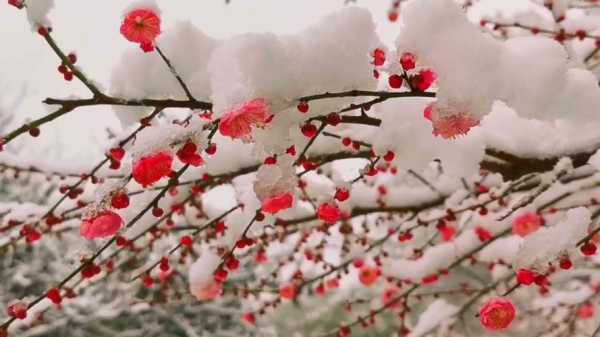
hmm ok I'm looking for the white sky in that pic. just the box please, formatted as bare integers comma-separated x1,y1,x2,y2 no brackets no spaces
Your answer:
0,0,398,163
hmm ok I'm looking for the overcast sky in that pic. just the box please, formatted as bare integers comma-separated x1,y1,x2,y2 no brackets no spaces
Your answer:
0,1,399,163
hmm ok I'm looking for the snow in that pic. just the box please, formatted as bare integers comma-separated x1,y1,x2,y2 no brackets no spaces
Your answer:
127,118,208,161
468,0,555,30
0,201,48,222
515,207,591,270
111,22,217,126
253,157,297,202
589,149,600,171
208,7,380,154
408,299,457,337
25,0,54,29
208,7,379,114
478,236,523,264
396,0,600,125
112,6,379,139
383,228,481,281
532,285,593,309
188,248,221,292
364,75,600,178
480,102,600,159
4,1,600,336
371,98,484,177
0,151,114,177
203,134,258,175
122,0,161,17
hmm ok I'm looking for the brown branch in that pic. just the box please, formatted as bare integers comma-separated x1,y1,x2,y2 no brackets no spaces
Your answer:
0,108,164,251
585,47,600,63
43,95,212,110
129,204,241,282
490,21,600,40
0,163,191,331
1,106,72,144
481,148,597,180
295,121,328,165
298,90,435,102
155,46,197,102
42,32,102,96
0,162,123,180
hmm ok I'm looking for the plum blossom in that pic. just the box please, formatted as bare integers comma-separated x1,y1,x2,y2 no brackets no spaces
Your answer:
120,8,161,52
516,269,536,285
191,282,222,301
80,211,123,240
242,313,256,326
317,203,342,224
261,192,294,214
410,69,436,92
577,304,595,319
512,212,544,237
110,192,130,209
8,0,24,9
479,297,516,331
219,98,270,141
399,52,415,70
7,301,28,320
372,48,385,66
132,152,173,187
358,266,380,287
279,283,297,301
381,286,402,309
424,102,480,139
176,141,204,167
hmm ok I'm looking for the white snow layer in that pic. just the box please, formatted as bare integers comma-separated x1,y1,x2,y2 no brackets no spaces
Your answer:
397,0,600,123
409,299,458,337
111,7,379,129
25,0,54,28
515,207,591,270
188,249,221,291
107,2,600,177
